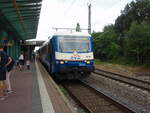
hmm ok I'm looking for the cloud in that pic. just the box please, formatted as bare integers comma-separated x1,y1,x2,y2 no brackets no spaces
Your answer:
36,0,133,39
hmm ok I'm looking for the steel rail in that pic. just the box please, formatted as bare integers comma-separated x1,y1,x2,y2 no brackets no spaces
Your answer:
94,68,150,92
63,81,136,113
63,83,93,113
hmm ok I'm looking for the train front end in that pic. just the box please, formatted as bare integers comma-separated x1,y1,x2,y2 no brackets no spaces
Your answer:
53,33,94,79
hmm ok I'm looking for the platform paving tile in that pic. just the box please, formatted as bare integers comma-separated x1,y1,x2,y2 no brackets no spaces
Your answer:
0,63,43,113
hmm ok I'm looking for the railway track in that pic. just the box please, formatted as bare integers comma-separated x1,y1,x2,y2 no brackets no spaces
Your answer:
80,69,150,113
94,68,150,92
63,80,136,113
41,61,150,112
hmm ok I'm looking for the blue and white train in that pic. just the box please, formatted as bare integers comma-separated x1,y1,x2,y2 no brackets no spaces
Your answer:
38,32,94,80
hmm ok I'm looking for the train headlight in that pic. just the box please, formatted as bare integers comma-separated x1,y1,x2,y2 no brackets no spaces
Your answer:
86,61,90,64
60,61,64,64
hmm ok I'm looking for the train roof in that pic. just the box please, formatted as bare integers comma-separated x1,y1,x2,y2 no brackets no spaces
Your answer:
38,38,49,49
53,32,91,37
38,32,91,50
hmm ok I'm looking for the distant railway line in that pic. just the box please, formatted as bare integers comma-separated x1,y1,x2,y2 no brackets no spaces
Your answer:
80,69,150,113
94,68,150,92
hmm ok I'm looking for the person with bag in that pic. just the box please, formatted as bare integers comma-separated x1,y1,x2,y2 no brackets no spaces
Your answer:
6,57,15,93
0,45,12,100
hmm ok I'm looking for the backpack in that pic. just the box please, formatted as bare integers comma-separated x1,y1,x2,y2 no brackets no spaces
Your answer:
7,57,15,72
0,51,9,69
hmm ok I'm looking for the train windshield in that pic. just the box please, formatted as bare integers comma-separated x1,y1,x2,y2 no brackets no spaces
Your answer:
58,36,90,52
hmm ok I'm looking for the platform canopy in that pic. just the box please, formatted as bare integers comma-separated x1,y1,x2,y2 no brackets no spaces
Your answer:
0,0,42,40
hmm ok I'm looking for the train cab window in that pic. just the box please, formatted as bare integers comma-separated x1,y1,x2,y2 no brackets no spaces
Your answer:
58,36,90,52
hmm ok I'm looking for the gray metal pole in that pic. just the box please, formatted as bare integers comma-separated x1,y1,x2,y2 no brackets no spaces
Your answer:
88,4,91,34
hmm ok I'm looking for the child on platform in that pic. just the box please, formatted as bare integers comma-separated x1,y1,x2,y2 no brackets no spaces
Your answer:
26,60,30,70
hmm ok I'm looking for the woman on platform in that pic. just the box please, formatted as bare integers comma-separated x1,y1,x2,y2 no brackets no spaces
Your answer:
18,52,24,71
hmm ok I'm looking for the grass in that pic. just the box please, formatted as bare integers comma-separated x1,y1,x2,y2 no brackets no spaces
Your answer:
94,58,150,68
94,59,109,65
78,112,86,113
60,87,69,96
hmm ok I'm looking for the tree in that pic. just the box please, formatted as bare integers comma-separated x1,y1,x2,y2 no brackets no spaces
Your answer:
92,25,121,60
124,21,150,64
115,0,150,33
93,0,150,65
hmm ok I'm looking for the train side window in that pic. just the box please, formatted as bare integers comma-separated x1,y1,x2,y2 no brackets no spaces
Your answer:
49,41,53,59
48,43,51,53
51,41,55,57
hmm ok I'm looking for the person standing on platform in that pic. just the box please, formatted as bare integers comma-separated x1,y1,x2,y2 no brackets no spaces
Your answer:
18,52,24,71
32,51,35,61
0,45,12,100
26,59,30,70
6,56,15,93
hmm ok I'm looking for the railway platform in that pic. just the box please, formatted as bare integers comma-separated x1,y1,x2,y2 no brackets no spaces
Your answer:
0,60,76,113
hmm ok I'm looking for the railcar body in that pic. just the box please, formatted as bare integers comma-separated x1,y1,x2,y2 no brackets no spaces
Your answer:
38,32,94,80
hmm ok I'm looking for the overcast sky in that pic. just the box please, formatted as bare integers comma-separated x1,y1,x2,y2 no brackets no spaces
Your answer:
36,0,133,39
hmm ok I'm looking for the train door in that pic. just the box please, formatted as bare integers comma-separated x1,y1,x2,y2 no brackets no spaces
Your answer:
49,40,53,73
